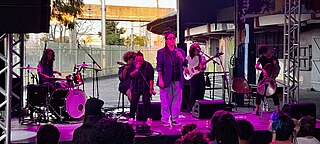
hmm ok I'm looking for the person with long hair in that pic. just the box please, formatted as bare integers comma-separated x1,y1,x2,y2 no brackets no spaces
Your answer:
156,30,188,126
215,112,240,144
253,44,280,115
37,48,61,83
185,43,206,111
118,51,136,101
37,48,62,92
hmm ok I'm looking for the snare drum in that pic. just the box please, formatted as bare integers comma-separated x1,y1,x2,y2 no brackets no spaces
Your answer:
50,89,87,119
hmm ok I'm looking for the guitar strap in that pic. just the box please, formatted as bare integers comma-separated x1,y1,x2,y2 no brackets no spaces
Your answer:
197,55,202,71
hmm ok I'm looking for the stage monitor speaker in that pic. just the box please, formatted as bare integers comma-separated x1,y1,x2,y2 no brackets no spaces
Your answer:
137,101,161,121
192,100,225,119
282,102,316,120
0,0,50,33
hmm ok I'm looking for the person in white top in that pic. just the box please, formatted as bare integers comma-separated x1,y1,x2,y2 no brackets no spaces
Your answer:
295,116,320,144
184,43,206,111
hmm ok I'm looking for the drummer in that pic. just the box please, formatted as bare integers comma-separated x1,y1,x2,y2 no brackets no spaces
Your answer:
37,48,62,92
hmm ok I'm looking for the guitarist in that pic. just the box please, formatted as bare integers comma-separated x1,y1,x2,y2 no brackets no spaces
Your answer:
185,43,207,111
253,44,280,115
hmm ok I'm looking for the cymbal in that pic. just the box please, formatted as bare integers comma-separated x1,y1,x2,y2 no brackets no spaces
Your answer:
77,63,92,67
18,66,37,70
44,77,66,81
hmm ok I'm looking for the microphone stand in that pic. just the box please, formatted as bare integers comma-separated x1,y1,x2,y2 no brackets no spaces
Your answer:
196,48,220,100
196,48,220,65
215,54,230,104
136,68,156,133
197,48,230,102
77,42,102,99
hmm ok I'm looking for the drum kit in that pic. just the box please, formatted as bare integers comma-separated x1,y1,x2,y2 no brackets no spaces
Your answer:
21,63,92,123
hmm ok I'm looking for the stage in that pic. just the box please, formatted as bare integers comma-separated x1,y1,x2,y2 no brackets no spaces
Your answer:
11,107,320,144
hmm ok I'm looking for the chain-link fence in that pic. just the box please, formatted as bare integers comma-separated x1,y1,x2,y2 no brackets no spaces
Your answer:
23,42,158,83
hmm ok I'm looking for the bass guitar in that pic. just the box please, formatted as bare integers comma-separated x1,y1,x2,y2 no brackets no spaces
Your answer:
183,56,215,80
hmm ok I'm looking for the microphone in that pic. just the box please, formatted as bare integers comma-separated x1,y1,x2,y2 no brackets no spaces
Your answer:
117,61,127,66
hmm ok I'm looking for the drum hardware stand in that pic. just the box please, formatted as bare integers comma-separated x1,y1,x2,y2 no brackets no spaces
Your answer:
20,68,35,124
78,41,102,99
46,91,66,122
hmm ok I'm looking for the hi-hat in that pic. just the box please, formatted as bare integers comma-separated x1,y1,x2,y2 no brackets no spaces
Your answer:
18,66,37,70
76,63,92,67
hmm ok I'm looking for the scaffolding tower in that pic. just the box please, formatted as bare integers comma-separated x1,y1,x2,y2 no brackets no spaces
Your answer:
0,34,24,144
283,0,301,104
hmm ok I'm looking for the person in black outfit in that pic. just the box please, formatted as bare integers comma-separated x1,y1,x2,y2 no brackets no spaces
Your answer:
185,43,207,111
118,51,136,101
253,44,280,115
127,51,155,124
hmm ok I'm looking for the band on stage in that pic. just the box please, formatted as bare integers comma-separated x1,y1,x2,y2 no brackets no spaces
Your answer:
24,38,281,124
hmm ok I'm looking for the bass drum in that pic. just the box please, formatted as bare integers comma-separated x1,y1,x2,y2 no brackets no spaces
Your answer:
50,89,87,119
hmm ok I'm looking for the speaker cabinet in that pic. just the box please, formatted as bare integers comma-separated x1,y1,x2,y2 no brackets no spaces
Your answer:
282,102,316,120
0,0,50,33
137,101,161,121
192,100,225,119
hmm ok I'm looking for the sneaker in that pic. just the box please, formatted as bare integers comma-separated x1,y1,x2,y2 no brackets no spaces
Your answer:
172,121,182,126
128,118,134,125
162,122,170,127
252,110,260,116
146,118,153,126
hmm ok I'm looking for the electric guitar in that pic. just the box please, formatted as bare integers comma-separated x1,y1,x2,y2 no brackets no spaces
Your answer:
183,56,215,80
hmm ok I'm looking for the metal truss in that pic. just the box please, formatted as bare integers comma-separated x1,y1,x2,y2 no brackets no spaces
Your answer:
0,33,24,144
283,0,301,104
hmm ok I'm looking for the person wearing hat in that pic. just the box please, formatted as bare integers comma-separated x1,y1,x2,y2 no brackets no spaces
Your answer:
73,98,104,144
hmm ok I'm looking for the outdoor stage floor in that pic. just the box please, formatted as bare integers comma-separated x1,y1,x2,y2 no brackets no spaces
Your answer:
11,107,320,144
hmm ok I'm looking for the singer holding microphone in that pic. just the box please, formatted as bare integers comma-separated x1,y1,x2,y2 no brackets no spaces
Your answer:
185,43,207,111
118,51,136,101
156,30,188,126
127,51,155,124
